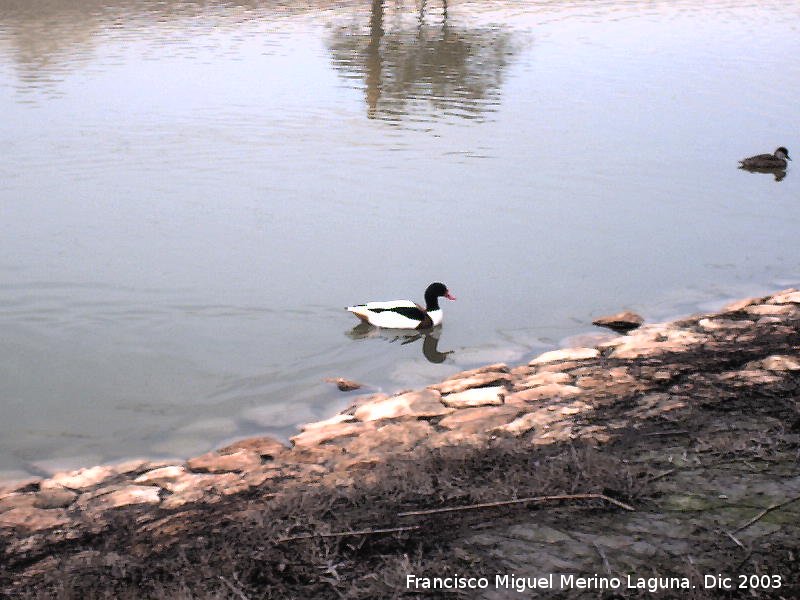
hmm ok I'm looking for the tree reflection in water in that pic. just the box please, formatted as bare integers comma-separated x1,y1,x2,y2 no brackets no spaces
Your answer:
328,0,516,122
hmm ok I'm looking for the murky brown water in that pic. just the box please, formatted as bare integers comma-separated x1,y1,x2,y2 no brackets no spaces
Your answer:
1,0,799,478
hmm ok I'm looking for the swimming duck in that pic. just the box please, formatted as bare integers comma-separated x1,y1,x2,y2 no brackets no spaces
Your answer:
346,282,456,329
739,147,791,169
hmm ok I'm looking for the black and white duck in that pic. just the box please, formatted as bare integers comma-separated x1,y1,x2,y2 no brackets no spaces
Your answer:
346,282,455,329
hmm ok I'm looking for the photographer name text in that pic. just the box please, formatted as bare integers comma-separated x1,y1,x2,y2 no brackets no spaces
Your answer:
406,573,784,593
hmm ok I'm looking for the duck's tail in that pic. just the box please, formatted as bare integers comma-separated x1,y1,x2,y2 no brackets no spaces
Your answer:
346,306,371,322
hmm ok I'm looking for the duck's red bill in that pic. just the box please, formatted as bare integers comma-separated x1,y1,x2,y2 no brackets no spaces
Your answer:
445,292,456,301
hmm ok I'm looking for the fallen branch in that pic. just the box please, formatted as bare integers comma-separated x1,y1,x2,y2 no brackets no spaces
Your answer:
397,493,635,518
734,495,800,534
646,468,676,483
722,529,745,550
276,525,420,543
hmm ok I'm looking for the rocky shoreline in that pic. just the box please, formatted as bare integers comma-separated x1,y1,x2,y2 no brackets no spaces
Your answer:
1,289,799,598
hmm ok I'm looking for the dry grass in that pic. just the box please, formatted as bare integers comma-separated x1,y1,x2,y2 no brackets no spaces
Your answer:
3,439,645,599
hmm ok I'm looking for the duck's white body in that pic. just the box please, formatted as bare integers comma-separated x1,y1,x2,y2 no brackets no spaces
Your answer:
346,282,454,330
347,300,443,329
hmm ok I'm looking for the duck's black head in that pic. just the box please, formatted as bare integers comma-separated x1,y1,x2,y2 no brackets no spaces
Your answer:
776,147,791,160
424,282,456,311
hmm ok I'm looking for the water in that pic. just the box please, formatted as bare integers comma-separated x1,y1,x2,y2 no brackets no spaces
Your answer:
1,0,799,479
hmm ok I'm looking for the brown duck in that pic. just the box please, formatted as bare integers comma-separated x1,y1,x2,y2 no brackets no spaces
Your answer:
739,147,791,169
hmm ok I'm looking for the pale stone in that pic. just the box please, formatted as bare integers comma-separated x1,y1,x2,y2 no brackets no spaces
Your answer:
300,413,356,431
353,389,452,422
442,363,509,380
160,472,240,494
509,365,535,378
160,489,206,510
34,486,77,509
494,411,559,437
437,406,522,433
505,384,582,404
430,371,511,395
333,421,433,456
530,348,599,365
723,296,762,312
134,465,186,485
218,436,287,458
48,465,116,491
220,479,251,496
0,492,37,514
514,371,572,390
343,393,389,414
698,318,754,331
760,355,800,371
290,422,366,447
74,484,126,508
573,374,607,389
718,369,783,384
560,401,590,416
290,442,339,464
744,304,792,316
756,317,783,325
767,290,800,304
187,450,261,473
425,430,488,449
0,506,69,530
592,311,644,332
109,459,149,476
601,326,704,359
441,386,505,408
537,361,582,372
337,455,382,472
240,466,283,488
85,485,161,511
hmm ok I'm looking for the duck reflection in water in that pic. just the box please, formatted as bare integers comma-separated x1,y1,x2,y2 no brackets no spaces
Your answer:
738,166,787,182
347,323,454,363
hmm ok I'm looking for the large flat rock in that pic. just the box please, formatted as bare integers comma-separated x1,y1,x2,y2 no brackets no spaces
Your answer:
354,389,452,422
437,405,523,433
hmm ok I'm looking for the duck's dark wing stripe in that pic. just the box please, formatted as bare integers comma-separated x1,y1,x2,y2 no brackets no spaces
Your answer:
370,306,426,320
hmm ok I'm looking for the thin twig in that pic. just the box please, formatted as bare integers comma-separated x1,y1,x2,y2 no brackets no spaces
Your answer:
218,575,250,600
593,541,613,577
397,493,635,517
646,468,676,483
644,430,690,437
276,525,420,543
734,495,800,534
723,529,745,550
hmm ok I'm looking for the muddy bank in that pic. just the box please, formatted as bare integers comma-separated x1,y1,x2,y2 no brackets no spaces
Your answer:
1,290,799,598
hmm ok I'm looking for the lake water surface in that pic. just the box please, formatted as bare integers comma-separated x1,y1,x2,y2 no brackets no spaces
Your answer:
1,0,799,478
